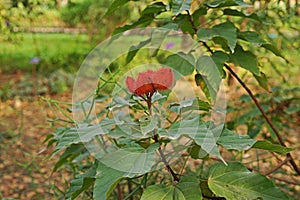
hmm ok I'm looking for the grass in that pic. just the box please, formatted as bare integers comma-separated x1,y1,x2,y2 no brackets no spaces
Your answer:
0,33,93,74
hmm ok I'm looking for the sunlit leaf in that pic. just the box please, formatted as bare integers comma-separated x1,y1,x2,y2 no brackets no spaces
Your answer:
208,162,289,200
229,45,260,75
197,21,237,52
253,140,295,154
217,129,256,150
172,0,192,15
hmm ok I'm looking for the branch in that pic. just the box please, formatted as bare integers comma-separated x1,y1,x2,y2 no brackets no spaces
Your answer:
263,156,291,176
185,11,300,175
153,135,180,182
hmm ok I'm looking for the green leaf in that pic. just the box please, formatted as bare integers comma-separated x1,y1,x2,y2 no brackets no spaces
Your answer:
172,0,192,15
254,72,269,91
93,162,125,200
237,31,266,45
66,163,97,199
208,162,290,200
168,97,211,113
229,45,260,75
262,43,288,62
253,140,294,154
113,3,166,35
126,39,151,64
53,123,110,155
159,118,224,161
99,143,158,177
165,52,195,77
196,56,222,102
192,7,207,27
105,0,130,16
176,176,202,200
211,51,229,77
197,21,237,53
217,129,256,150
150,28,170,56
53,144,86,172
223,8,262,22
141,185,184,200
206,0,248,8
175,14,195,35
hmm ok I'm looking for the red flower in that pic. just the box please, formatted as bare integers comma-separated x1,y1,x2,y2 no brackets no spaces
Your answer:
126,68,174,98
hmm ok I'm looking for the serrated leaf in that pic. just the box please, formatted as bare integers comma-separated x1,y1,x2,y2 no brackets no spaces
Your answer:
66,163,97,199
229,45,260,75
197,21,237,53
253,140,294,154
105,0,130,16
93,162,124,200
217,129,256,150
172,0,192,15
208,162,289,200
165,52,195,77
176,176,202,200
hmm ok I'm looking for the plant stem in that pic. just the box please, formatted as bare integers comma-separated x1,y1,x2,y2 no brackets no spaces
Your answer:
145,95,180,182
117,183,123,200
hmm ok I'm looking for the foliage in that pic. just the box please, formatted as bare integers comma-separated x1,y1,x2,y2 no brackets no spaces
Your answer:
45,0,299,199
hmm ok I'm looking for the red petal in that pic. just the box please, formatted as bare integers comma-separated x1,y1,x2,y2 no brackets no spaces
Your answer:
153,68,174,90
126,77,136,93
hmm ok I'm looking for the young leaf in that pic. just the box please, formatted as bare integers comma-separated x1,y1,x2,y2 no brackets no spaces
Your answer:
229,45,260,75
217,129,256,150
252,140,294,154
172,0,192,15
197,21,237,52
93,162,125,200
208,162,290,200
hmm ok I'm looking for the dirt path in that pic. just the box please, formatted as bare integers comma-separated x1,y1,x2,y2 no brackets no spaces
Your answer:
0,91,72,199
